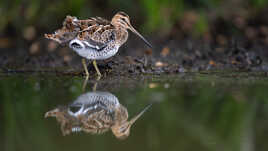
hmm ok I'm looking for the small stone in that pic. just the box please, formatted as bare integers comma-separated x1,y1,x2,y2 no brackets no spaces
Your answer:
161,47,170,57
0,38,12,48
47,41,58,52
125,56,136,64
245,27,257,40
178,67,185,73
63,55,72,62
164,83,170,88
216,35,227,46
209,60,216,66
23,26,36,41
29,42,40,55
144,49,153,56
155,61,168,67
149,83,158,88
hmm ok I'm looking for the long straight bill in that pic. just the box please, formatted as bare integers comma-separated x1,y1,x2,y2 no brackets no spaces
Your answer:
130,26,152,48
129,103,152,125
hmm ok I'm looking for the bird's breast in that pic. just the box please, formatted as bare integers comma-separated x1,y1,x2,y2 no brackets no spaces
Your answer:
115,29,128,46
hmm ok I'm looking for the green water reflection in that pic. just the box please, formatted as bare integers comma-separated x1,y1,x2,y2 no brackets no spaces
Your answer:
1,74,268,151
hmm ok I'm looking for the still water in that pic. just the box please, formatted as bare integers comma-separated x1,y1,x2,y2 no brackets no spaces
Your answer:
1,73,268,151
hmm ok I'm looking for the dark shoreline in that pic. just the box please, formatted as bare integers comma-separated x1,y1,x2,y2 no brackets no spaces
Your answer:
1,34,268,77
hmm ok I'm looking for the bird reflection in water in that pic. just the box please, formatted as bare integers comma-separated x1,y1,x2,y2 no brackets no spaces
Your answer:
45,90,151,139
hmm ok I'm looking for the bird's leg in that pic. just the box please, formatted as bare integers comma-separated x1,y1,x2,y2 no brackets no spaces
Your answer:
93,60,102,77
92,82,97,92
82,75,89,92
82,58,89,77
82,76,100,92
92,76,101,91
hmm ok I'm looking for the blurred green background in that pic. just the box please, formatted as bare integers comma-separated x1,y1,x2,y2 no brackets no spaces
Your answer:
1,0,268,37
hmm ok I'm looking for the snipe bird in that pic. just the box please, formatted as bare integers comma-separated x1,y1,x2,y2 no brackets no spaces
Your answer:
45,91,151,139
45,11,152,77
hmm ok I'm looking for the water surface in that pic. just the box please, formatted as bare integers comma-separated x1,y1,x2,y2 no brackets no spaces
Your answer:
1,73,268,151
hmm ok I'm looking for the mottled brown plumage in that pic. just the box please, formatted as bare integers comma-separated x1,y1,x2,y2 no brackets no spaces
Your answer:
45,11,152,77
44,91,151,139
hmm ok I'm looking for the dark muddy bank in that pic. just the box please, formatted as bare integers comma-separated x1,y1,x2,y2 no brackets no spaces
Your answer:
1,35,268,77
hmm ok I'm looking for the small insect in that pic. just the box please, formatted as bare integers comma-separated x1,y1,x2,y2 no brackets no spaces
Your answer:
45,11,152,77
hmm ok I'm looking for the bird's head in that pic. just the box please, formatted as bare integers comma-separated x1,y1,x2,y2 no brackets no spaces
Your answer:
111,103,152,139
111,11,152,48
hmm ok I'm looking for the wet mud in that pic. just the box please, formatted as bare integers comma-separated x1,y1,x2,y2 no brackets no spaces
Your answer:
1,35,268,78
